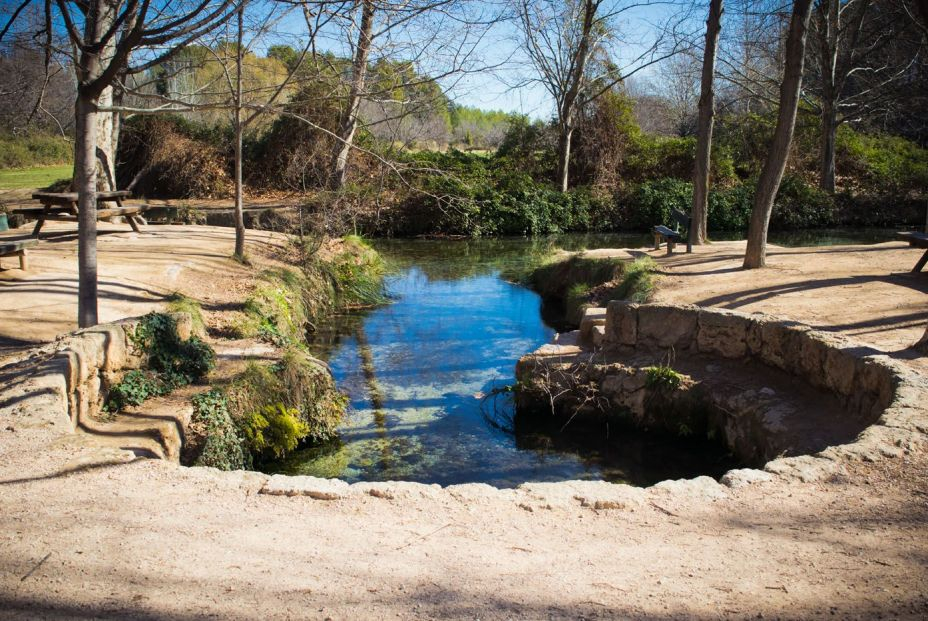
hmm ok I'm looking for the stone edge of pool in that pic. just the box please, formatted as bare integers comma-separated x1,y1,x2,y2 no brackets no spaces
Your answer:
1,306,926,509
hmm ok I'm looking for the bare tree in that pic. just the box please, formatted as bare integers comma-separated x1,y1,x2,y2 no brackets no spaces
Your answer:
515,0,689,192
807,0,922,193
32,0,240,327
331,0,375,189
319,0,493,190
690,0,723,245
743,0,815,269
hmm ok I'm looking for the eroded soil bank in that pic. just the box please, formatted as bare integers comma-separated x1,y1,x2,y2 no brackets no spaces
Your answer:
1,236,927,619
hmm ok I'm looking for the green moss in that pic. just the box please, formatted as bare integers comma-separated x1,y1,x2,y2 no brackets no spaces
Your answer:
240,403,309,460
645,365,683,391
165,293,206,337
226,348,346,446
238,239,386,346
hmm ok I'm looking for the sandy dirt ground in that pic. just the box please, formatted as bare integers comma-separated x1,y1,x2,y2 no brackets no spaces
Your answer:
1,231,927,619
0,223,288,357
646,241,927,368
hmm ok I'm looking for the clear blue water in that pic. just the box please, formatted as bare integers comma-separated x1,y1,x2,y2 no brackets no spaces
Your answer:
264,236,745,487
264,229,900,487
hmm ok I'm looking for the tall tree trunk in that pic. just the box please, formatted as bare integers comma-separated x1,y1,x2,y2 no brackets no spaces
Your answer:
233,4,246,259
820,101,838,192
556,123,573,193
331,0,375,190
75,94,100,328
743,0,814,269
816,0,839,193
690,0,724,245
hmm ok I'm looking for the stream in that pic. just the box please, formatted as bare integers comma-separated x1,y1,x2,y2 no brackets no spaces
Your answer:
263,229,897,487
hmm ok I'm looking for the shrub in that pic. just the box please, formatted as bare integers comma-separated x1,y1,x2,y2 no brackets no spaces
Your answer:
0,133,72,169
770,174,836,229
621,178,693,231
117,116,231,198
708,183,753,231
836,127,928,196
106,312,216,412
240,403,309,460
645,365,683,391
189,390,249,471
105,370,170,411
625,135,695,183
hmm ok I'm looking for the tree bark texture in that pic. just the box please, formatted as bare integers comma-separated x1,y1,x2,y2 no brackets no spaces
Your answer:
331,0,375,190
234,4,246,259
76,94,100,328
743,0,814,269
690,0,724,245
815,0,839,193
555,0,597,193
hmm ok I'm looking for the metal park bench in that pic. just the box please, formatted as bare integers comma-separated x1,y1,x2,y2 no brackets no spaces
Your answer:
653,209,693,255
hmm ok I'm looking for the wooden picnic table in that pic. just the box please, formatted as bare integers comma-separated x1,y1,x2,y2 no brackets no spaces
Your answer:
897,231,928,273
16,190,146,238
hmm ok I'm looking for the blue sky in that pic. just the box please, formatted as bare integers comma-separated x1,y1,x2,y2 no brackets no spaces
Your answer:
269,0,696,119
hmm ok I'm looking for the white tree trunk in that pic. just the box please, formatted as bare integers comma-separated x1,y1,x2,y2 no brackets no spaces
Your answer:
332,0,375,190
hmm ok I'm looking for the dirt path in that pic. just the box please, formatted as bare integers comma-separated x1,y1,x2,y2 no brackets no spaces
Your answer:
0,224,287,357
1,236,927,619
647,240,927,370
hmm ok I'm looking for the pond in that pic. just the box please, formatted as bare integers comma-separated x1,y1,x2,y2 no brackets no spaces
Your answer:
262,229,894,488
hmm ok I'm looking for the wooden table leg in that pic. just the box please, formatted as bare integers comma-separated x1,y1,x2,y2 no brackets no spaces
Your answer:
18,249,27,271
128,216,142,233
31,207,48,237
914,249,928,273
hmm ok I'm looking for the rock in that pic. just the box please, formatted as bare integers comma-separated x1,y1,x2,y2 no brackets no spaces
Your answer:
605,301,638,347
720,469,774,489
764,455,841,482
579,307,607,347
260,475,351,500
697,308,748,359
168,312,194,342
637,304,699,350
650,476,727,500
591,325,606,348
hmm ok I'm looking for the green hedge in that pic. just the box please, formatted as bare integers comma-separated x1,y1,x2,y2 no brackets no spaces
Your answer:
618,176,836,232
0,134,72,169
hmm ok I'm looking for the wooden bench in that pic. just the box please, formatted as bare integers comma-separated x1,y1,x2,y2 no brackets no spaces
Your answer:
0,238,38,271
14,191,147,237
897,231,928,273
653,209,693,255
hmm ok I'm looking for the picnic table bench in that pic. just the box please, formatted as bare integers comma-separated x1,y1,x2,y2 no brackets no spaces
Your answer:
13,191,148,238
897,231,928,273
0,238,38,270
653,209,693,255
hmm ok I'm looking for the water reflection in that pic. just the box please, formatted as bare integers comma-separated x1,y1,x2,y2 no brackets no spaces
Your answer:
266,236,742,487
266,230,892,486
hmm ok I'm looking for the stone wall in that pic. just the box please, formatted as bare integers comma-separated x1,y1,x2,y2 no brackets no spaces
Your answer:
602,302,915,425
0,313,196,459
518,302,928,471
